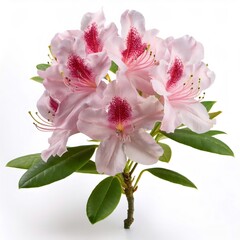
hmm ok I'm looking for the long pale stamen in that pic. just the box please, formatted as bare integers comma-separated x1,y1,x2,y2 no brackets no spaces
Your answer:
35,112,52,124
169,75,202,102
29,111,57,132
128,45,158,72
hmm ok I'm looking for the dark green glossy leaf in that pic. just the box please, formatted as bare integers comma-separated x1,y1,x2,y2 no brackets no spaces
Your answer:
203,130,226,136
109,61,118,74
31,76,43,83
201,101,216,112
19,145,97,188
147,168,197,188
180,128,226,136
161,129,234,156
36,63,50,71
158,143,172,163
76,160,99,174
87,177,121,224
6,153,41,169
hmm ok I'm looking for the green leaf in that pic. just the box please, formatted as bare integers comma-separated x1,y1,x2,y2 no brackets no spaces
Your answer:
209,111,222,119
180,128,226,137
158,143,172,163
147,168,197,188
76,160,99,174
19,145,97,188
203,130,226,136
201,101,216,112
30,76,43,83
6,153,41,169
161,129,234,156
109,61,118,74
87,177,122,224
36,63,50,71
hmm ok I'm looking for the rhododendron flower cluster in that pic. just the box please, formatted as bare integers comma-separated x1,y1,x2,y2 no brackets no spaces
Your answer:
7,10,233,229
36,10,215,175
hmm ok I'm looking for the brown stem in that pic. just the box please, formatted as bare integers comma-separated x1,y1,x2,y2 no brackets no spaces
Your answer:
122,172,134,229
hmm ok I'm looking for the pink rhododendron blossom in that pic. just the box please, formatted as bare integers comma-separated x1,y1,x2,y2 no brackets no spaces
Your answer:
52,50,110,130
151,35,215,133
37,60,108,161
51,10,117,62
35,11,114,161
81,10,118,54
77,79,164,175
106,10,164,95
35,91,77,160
37,48,110,161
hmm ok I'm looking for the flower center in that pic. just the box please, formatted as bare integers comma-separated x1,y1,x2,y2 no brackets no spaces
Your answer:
65,55,96,91
122,27,147,65
108,96,132,132
166,57,184,90
84,23,102,53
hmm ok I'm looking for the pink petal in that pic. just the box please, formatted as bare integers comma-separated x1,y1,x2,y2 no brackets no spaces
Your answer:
100,23,118,50
40,65,70,102
86,52,111,86
105,35,126,70
53,92,88,129
50,30,83,63
121,10,145,40
77,107,112,140
96,135,126,175
41,130,73,161
124,129,163,165
170,35,204,64
55,82,106,129
151,79,169,97
142,30,160,47
125,70,154,95
37,91,58,122
132,95,163,130
103,76,138,106
81,10,105,31
160,99,182,133
190,62,215,90
179,102,215,133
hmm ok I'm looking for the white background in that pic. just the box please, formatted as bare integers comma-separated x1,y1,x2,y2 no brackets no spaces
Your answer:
0,0,239,239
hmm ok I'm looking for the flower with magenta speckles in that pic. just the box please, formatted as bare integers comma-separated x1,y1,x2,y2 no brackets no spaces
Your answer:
151,35,215,133
106,10,166,95
77,79,164,175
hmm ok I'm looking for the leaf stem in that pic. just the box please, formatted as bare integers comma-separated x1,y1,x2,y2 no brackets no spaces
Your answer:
150,122,161,137
133,169,146,189
124,159,131,172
